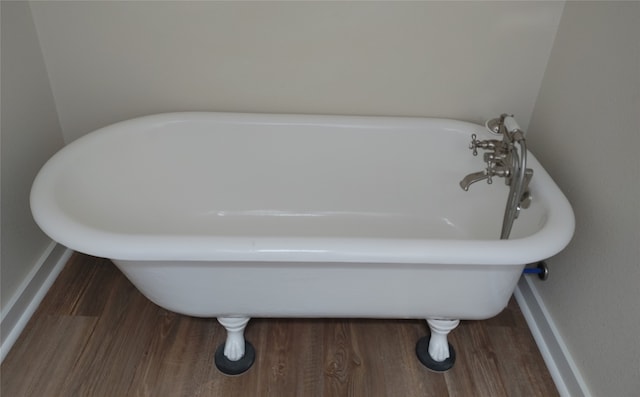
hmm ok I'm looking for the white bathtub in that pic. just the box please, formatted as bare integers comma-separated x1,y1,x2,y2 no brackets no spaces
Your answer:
30,112,574,373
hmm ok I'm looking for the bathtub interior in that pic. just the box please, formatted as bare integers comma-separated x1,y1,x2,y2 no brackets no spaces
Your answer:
48,116,547,242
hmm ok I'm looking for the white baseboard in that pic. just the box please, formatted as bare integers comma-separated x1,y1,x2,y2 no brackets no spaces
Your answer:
0,243,72,363
514,276,591,397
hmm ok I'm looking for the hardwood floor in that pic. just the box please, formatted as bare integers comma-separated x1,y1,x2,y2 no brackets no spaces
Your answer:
2,253,558,396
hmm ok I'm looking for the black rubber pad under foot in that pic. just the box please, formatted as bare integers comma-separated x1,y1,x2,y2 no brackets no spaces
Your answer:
415,335,456,372
214,341,256,375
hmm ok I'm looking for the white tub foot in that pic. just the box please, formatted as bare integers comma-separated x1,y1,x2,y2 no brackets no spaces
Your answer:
215,316,255,375
416,319,460,372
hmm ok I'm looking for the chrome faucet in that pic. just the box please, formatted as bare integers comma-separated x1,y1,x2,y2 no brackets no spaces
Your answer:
460,114,533,239
459,137,512,191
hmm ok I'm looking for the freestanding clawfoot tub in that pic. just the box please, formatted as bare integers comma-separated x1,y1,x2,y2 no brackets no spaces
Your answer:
31,112,574,374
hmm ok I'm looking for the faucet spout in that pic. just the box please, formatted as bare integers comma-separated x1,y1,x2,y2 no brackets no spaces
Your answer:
459,171,489,191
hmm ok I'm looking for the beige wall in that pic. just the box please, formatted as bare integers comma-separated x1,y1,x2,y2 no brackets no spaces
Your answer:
1,2,65,310
528,2,640,396
29,1,564,142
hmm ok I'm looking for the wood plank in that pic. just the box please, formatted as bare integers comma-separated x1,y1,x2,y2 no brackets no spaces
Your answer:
1,315,97,397
1,253,559,396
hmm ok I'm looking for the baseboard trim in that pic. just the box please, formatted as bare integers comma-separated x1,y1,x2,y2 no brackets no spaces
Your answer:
514,276,591,397
0,243,72,363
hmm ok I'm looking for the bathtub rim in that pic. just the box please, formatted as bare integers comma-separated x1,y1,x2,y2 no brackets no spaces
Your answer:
30,111,575,266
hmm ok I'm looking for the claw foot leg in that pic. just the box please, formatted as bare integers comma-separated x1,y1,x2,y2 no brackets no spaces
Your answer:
215,316,255,375
416,319,460,372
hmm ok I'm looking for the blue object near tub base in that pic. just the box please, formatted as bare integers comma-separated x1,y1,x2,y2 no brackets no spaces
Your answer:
214,341,256,375
523,261,549,280
416,336,456,372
